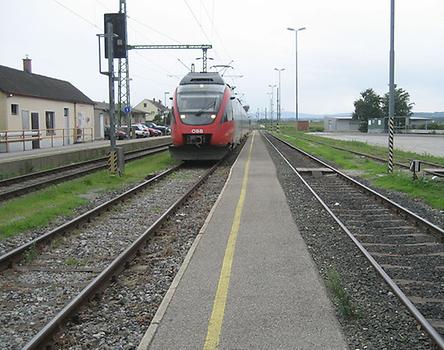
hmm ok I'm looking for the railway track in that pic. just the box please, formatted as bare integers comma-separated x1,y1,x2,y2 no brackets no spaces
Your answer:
265,133,444,349
298,135,444,177
0,141,171,201
0,157,223,349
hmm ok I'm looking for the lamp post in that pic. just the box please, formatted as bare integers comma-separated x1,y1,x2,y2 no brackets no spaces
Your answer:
274,68,285,129
163,91,170,126
287,26,306,128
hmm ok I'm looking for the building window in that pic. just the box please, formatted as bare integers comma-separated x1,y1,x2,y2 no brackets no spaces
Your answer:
64,108,69,117
143,103,147,108
378,120,382,126
45,111,55,135
11,104,18,115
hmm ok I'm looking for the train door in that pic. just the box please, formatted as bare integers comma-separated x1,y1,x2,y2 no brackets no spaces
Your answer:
31,112,40,149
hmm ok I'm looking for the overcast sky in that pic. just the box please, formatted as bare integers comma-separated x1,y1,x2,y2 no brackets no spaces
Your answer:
1,0,443,116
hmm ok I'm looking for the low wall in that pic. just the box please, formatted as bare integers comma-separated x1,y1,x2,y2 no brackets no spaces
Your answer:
0,137,171,179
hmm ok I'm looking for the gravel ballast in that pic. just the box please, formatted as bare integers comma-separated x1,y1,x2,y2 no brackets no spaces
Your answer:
264,134,435,349
49,149,242,348
0,165,214,349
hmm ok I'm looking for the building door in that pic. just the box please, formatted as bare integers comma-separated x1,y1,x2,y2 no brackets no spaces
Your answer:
99,113,104,139
21,110,30,130
31,112,40,149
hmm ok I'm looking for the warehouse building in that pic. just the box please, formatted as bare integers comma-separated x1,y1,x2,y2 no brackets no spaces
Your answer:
324,114,360,132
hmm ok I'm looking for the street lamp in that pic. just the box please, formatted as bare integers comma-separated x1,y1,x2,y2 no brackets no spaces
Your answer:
287,26,306,128
274,68,285,128
163,91,170,126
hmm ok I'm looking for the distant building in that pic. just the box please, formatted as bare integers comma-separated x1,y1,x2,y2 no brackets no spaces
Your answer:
93,102,109,139
324,115,360,132
0,58,94,152
131,108,148,124
134,98,168,121
368,116,434,133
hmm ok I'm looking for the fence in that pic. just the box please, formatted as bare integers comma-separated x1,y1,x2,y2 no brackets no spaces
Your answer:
0,127,94,153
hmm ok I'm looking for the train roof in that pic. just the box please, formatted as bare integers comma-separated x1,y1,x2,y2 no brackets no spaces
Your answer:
179,72,225,86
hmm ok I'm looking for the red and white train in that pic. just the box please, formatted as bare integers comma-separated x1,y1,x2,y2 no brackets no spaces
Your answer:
169,72,249,160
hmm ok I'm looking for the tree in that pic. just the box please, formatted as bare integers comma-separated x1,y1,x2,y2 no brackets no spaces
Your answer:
381,87,414,117
352,88,383,132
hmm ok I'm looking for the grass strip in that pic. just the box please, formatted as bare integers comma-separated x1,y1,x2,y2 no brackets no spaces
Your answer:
0,151,177,240
278,125,444,166
273,128,444,210
326,267,360,320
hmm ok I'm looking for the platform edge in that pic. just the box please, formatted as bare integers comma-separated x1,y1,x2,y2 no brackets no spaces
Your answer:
137,144,246,350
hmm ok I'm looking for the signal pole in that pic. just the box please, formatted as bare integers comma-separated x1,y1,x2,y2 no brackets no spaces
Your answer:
106,22,117,150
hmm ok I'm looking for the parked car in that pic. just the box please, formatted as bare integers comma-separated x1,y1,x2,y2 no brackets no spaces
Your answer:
145,122,171,135
133,124,151,138
136,124,161,137
104,126,129,140
146,127,162,137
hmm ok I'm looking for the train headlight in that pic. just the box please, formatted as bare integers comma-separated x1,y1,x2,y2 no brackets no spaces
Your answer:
210,114,216,119
180,114,186,119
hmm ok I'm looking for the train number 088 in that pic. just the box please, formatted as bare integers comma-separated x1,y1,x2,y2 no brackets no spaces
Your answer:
191,129,204,134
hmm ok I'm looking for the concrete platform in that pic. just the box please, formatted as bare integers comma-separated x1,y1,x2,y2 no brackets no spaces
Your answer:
0,137,170,178
139,132,347,350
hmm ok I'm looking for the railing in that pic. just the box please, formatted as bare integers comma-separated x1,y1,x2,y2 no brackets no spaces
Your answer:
0,128,94,153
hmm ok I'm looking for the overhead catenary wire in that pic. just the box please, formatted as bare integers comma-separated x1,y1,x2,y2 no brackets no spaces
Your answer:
182,0,222,62
53,0,184,78
127,15,183,45
198,0,232,63
53,0,101,30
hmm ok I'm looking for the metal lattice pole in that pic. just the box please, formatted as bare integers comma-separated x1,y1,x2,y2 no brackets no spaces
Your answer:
202,48,208,72
118,0,131,128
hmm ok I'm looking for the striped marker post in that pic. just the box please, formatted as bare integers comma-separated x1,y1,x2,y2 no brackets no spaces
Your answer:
387,117,395,173
387,0,395,173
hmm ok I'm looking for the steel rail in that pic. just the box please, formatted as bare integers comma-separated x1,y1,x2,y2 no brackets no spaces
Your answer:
264,133,444,349
270,134,443,238
299,136,444,177
0,163,181,271
0,141,171,185
0,143,171,201
21,158,224,350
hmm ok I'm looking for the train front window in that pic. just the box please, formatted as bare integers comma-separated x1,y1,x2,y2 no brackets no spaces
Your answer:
178,93,222,125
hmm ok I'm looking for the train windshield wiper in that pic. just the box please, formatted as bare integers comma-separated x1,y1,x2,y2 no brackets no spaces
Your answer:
194,100,217,116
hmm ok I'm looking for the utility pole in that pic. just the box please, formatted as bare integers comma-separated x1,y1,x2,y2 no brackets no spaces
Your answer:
268,85,276,131
274,68,285,129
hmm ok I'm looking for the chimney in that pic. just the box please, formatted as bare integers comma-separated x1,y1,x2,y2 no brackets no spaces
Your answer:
23,56,32,73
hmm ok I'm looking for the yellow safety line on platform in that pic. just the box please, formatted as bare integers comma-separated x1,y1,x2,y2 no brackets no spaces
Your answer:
203,133,255,350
